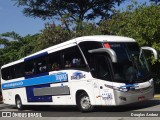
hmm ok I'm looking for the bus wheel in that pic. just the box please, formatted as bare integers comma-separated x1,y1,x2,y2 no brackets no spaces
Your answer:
15,96,23,110
77,92,94,112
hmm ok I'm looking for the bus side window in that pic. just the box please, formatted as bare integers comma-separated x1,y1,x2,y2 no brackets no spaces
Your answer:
65,61,71,68
79,41,103,69
48,51,61,72
1,67,11,80
36,56,47,74
63,46,86,69
25,60,35,76
13,63,25,78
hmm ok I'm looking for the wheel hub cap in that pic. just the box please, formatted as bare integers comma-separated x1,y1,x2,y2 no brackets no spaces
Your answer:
81,96,91,109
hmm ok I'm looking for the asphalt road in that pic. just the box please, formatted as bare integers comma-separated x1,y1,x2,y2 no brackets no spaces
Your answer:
0,98,160,119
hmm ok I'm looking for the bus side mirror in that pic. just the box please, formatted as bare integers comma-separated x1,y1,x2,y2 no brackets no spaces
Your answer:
141,47,158,60
88,48,117,63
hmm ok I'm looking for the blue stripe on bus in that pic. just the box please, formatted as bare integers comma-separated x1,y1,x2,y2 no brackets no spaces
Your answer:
25,72,49,79
24,52,48,61
2,72,68,90
26,84,53,102
120,84,136,88
121,84,138,90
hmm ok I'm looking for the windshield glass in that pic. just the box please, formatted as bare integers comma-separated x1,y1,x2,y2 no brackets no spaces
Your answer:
109,42,150,83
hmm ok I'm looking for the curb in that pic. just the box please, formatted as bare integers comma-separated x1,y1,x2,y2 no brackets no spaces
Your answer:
154,95,160,99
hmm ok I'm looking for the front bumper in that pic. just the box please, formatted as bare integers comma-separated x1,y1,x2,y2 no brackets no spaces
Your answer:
114,86,154,105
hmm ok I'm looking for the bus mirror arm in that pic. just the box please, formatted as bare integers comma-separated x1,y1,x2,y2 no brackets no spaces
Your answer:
141,47,158,60
88,48,117,63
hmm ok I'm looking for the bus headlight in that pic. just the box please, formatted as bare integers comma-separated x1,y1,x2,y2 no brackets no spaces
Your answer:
112,86,128,92
118,87,128,92
104,84,129,92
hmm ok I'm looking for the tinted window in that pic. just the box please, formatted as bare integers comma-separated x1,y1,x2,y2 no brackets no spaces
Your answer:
48,51,61,71
25,60,36,76
1,67,11,80
25,55,49,76
63,46,86,69
13,63,24,78
36,56,48,74
79,41,102,68
90,54,111,81
110,42,150,83
1,63,24,80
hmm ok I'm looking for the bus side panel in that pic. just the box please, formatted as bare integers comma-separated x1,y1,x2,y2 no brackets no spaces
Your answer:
67,71,98,106
70,80,98,105
49,70,97,106
97,79,116,106
26,84,53,102
50,83,68,105
2,87,27,105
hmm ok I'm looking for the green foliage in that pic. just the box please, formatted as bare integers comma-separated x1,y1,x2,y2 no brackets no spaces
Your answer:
13,0,125,31
36,23,73,51
1,31,22,41
18,34,39,57
0,32,39,66
74,22,102,37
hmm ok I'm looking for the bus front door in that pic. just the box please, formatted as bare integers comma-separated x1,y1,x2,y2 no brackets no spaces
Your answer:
93,54,115,105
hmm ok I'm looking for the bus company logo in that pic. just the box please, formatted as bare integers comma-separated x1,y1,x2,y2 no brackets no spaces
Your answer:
2,112,42,117
55,73,68,82
71,72,85,80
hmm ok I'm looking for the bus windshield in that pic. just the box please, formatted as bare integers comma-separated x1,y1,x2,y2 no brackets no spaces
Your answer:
109,42,150,83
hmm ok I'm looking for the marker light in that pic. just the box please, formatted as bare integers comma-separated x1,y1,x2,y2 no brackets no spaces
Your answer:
104,43,110,48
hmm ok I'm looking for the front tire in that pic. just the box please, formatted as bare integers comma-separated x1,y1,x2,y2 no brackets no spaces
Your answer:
77,92,94,112
15,96,23,110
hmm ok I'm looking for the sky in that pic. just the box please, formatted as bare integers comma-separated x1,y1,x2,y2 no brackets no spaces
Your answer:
0,0,151,37
0,0,50,36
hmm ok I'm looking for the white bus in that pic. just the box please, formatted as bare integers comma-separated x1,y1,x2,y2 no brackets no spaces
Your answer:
1,35,158,112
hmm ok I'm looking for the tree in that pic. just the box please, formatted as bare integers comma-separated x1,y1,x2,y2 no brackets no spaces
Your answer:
36,23,73,51
0,32,39,66
0,32,23,65
14,0,125,31
35,21,104,51
73,22,103,37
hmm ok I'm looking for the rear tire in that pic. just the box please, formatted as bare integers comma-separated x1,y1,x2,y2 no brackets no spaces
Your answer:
15,96,23,110
77,92,94,112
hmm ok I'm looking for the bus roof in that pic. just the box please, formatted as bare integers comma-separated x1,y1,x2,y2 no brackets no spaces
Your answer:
1,35,135,68
75,35,135,43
